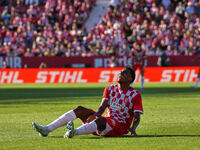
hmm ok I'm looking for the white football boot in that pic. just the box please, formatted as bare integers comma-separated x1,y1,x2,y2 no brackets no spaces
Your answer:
64,121,75,138
32,122,50,137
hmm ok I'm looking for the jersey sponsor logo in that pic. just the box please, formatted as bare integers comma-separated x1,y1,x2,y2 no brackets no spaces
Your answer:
110,101,125,110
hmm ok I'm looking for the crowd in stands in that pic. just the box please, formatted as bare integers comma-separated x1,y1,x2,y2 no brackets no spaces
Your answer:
0,0,200,57
0,0,95,56
92,0,200,57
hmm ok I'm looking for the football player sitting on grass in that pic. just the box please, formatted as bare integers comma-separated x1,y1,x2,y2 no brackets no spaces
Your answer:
32,67,144,138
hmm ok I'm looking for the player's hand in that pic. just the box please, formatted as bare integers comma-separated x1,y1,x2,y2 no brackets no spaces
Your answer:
128,128,137,137
86,115,97,123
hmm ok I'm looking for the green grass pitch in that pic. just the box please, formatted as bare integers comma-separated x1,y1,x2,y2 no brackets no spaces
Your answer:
0,83,199,150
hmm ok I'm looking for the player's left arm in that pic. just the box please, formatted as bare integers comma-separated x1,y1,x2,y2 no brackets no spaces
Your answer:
129,93,143,136
129,112,141,136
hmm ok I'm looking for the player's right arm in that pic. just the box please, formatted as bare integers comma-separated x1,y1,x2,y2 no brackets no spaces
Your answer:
93,98,109,117
86,97,108,123
86,86,109,122
93,86,110,117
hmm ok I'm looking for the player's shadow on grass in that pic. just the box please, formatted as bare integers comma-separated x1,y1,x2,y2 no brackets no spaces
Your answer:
50,135,102,139
49,134,200,139
49,136,63,138
122,134,200,138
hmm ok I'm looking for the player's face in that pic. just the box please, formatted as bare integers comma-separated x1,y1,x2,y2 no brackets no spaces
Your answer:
118,68,133,83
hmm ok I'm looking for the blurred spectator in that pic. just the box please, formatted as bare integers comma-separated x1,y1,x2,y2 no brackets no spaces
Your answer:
175,2,185,18
24,64,29,68
1,6,10,25
39,62,47,68
157,52,171,67
131,43,146,90
2,60,10,68
109,55,119,68
185,2,195,14
162,0,171,10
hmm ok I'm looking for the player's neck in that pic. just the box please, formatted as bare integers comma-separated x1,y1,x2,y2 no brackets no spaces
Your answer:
118,83,130,90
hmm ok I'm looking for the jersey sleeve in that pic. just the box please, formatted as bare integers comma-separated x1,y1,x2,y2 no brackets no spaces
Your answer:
133,93,144,114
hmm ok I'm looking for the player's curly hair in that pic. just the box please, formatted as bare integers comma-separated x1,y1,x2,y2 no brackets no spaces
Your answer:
126,66,136,84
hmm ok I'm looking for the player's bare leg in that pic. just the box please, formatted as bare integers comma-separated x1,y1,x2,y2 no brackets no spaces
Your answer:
65,106,107,138
140,67,145,91
32,106,93,137
191,69,200,88
73,106,94,123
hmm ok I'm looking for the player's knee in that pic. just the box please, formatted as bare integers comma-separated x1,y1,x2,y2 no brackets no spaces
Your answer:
74,106,85,117
75,105,85,111
74,105,90,113
74,106,93,120
95,117,107,131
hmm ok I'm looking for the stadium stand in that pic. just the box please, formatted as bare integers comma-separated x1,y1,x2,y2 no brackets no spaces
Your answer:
0,0,200,57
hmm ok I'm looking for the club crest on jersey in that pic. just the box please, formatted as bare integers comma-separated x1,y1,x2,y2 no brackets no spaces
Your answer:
124,97,128,103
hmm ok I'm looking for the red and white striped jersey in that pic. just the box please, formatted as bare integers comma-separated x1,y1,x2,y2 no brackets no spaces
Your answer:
103,84,143,127
132,49,146,65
